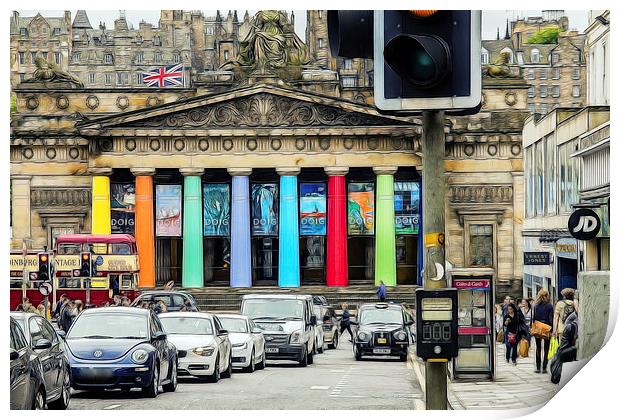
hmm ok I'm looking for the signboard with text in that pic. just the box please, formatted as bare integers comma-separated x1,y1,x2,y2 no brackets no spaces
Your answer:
299,183,327,236
524,252,551,265
156,185,182,237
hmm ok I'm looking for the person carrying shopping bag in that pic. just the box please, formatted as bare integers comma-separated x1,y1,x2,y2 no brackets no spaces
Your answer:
503,303,525,365
531,288,554,373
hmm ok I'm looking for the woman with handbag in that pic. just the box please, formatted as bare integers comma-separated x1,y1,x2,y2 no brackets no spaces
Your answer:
532,289,554,374
503,303,521,365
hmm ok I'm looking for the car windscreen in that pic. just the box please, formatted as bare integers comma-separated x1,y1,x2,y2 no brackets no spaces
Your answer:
67,313,148,339
218,317,248,333
160,317,214,335
359,308,403,325
242,299,304,320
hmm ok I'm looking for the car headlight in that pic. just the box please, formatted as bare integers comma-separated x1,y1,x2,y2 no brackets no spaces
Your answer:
192,346,215,357
131,349,149,364
395,331,407,341
357,331,370,342
289,330,303,344
232,342,248,349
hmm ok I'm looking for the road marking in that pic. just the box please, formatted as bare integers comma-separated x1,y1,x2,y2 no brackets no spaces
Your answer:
310,385,330,390
103,404,121,410
330,369,345,373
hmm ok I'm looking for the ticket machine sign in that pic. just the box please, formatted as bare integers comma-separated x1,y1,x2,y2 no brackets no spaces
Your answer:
415,288,459,360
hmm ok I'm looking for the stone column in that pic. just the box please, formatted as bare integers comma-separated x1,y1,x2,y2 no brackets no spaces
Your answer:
325,167,349,287
90,168,113,235
132,168,156,289
228,168,252,288
374,167,398,287
180,168,205,288
277,167,301,288
11,176,32,248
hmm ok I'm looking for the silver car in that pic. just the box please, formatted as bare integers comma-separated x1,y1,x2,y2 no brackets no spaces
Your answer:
158,312,232,383
217,314,266,372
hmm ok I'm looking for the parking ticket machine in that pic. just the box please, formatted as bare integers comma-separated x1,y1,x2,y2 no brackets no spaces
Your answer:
415,288,459,361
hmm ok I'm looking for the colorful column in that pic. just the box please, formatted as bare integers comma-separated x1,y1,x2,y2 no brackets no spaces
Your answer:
277,167,301,287
180,168,204,288
229,168,252,287
325,167,349,287
90,168,113,234
132,168,156,288
374,167,397,286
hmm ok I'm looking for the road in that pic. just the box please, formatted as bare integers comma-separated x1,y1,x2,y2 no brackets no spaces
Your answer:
69,338,424,410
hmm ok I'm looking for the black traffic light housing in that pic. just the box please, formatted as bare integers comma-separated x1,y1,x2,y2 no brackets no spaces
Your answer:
327,10,374,58
37,252,51,282
80,252,92,277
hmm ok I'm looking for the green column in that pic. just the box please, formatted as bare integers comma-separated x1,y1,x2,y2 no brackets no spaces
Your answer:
181,168,204,288
374,168,397,286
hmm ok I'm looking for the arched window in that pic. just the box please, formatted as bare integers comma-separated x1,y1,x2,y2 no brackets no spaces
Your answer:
500,47,513,64
531,48,541,63
481,48,489,64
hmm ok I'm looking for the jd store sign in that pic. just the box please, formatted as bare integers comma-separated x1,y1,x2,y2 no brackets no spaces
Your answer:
568,208,601,241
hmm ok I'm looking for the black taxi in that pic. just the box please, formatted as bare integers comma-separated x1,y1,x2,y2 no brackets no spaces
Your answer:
350,303,414,361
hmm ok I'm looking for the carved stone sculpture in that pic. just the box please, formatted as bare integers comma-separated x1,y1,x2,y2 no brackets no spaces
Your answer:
23,57,84,87
482,52,518,79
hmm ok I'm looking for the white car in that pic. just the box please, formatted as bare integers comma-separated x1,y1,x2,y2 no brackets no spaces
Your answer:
313,305,326,354
158,312,232,383
217,314,266,372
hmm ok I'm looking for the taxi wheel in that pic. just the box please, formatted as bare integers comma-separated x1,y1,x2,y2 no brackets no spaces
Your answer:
354,346,362,361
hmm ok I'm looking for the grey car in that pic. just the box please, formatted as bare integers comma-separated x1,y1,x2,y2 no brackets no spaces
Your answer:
10,317,46,410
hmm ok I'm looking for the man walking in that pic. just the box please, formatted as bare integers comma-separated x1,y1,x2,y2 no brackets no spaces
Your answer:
377,281,387,302
339,303,354,343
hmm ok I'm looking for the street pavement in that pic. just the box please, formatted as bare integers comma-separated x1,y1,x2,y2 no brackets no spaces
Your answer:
69,335,424,410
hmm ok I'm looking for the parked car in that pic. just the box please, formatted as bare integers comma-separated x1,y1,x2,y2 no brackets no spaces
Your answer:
158,312,232,382
320,306,341,349
60,307,178,397
131,291,199,312
351,302,414,361
241,294,317,367
10,312,71,409
312,295,329,306
10,317,46,410
217,314,266,372
312,305,326,354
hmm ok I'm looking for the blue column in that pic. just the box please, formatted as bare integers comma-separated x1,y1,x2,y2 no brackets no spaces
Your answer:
229,170,252,287
278,169,300,287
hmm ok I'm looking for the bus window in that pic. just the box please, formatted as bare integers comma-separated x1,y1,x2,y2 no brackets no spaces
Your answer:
91,243,108,254
110,243,131,255
58,277,81,288
57,244,80,255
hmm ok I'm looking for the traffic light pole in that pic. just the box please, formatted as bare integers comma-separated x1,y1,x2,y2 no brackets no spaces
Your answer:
421,110,448,410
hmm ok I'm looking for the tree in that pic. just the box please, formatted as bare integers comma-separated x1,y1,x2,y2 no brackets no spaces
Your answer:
525,28,561,44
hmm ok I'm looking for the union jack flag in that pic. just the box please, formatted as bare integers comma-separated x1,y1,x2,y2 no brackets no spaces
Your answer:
142,64,184,87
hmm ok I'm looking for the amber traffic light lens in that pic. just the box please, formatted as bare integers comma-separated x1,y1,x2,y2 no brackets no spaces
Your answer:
82,253,89,260
409,10,438,18
40,254,48,262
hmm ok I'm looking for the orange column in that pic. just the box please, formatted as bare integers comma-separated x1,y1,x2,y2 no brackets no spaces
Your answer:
132,169,156,288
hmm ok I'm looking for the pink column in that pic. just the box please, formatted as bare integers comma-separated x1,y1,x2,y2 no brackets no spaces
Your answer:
326,167,349,287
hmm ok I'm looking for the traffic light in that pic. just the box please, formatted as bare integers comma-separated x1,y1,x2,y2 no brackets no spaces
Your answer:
327,10,482,113
36,252,51,281
80,252,92,277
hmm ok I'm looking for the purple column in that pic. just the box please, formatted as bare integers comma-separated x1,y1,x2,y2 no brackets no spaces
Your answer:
229,169,252,287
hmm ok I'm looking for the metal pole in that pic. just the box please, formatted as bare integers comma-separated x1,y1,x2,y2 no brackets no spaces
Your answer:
422,110,448,410
21,243,28,304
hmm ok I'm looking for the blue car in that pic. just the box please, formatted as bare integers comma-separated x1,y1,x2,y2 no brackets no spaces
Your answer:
59,307,178,398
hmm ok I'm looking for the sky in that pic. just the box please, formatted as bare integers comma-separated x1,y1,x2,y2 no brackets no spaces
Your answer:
15,10,590,42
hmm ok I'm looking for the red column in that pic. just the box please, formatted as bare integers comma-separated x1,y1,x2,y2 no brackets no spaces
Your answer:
132,169,155,288
326,168,349,287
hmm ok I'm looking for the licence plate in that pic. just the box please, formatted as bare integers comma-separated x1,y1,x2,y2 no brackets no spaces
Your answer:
265,347,279,353
373,348,391,354
377,338,387,344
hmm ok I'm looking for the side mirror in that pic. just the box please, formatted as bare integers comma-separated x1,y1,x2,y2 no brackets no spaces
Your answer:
309,315,317,326
153,331,167,341
33,339,53,350
251,328,262,334
56,330,66,338
10,349,19,361
219,329,229,336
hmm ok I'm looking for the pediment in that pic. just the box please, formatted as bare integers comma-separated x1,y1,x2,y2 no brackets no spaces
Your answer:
77,84,419,134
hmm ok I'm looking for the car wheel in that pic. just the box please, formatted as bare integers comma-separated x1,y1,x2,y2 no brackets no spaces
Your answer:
299,345,308,367
307,344,314,365
48,367,71,409
33,387,46,410
257,347,266,370
221,352,233,378
144,364,159,398
400,354,408,362
245,348,256,373
354,346,362,361
162,360,178,392
209,355,220,383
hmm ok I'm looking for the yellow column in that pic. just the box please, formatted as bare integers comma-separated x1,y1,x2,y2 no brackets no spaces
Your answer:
90,168,113,234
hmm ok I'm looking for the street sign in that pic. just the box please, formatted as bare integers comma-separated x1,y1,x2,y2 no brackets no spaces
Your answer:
39,281,52,296
524,252,551,265
95,255,104,266
568,208,601,240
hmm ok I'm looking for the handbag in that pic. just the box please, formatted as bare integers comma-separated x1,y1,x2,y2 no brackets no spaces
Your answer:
518,338,530,358
531,320,552,340
507,332,518,344
496,330,504,343
548,336,560,359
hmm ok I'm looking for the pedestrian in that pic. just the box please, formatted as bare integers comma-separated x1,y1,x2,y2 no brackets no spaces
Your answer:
503,303,525,366
494,304,503,334
111,294,121,307
552,288,576,340
501,296,512,317
74,299,84,314
550,297,579,384
59,300,77,333
339,303,354,343
36,303,46,317
121,296,131,307
53,294,68,320
156,300,167,313
532,288,554,373
519,298,533,327
376,281,387,302
15,304,24,311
